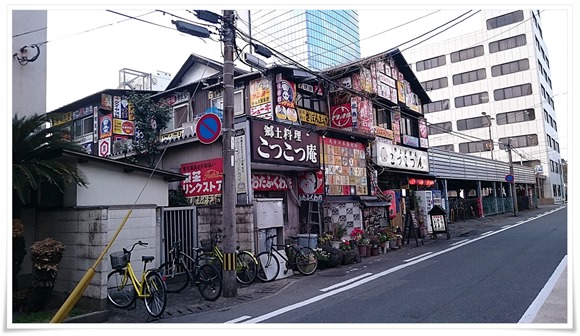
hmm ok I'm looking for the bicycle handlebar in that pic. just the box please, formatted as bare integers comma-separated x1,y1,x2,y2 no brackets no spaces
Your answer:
123,240,148,253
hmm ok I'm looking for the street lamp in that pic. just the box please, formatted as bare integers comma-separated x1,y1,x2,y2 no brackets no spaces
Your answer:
481,112,494,160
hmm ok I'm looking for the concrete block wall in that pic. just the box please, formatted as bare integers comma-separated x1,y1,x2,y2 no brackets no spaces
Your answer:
34,206,160,310
196,204,255,252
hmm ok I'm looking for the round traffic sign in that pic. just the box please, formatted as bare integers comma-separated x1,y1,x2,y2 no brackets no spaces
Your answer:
196,113,222,144
505,174,514,183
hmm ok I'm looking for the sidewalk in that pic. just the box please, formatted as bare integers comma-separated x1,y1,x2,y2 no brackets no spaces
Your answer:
69,204,567,324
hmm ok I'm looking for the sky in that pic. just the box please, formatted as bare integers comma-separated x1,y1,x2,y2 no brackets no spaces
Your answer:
29,4,572,162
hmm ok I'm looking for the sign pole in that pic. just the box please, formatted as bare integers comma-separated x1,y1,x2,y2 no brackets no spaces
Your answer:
507,139,518,217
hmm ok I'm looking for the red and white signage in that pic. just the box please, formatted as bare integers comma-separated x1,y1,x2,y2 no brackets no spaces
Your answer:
180,158,223,197
98,138,111,157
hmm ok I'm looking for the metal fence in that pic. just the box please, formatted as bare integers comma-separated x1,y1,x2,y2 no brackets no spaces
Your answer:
161,206,198,263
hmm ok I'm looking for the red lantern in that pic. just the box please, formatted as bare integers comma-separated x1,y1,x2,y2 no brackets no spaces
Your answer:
418,179,424,186
408,178,416,185
426,180,433,186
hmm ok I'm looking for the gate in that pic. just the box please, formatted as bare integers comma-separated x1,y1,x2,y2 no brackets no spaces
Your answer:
161,206,197,263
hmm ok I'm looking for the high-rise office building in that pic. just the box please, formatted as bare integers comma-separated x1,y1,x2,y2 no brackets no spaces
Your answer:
404,10,564,203
248,10,361,70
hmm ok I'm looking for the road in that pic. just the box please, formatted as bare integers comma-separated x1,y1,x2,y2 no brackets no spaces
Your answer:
155,206,567,326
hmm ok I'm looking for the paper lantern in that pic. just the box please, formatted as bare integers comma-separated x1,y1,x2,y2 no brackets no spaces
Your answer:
417,179,425,186
408,178,416,185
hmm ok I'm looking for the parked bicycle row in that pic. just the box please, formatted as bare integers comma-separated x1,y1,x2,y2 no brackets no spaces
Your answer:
105,233,320,318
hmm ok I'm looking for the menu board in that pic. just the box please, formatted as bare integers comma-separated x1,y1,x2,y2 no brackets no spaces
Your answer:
322,137,368,196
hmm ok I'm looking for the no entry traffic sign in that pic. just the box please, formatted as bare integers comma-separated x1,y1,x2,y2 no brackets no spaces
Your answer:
196,113,222,144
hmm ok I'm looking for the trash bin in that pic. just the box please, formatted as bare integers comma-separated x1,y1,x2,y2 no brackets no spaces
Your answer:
297,234,318,249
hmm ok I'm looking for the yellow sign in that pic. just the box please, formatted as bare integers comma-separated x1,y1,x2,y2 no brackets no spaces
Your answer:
52,112,72,126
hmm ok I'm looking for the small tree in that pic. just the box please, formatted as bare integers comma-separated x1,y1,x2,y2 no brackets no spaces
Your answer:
125,91,172,168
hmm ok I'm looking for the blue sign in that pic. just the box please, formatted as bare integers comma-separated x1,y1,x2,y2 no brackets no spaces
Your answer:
196,113,222,144
505,174,514,183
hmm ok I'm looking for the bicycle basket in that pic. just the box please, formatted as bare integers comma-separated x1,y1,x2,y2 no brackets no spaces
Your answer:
200,239,213,252
110,251,130,269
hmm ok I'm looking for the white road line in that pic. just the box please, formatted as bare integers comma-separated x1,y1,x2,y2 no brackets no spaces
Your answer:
224,315,252,324
451,239,470,246
404,252,433,262
479,231,494,236
518,255,567,323
319,273,372,292
237,207,565,324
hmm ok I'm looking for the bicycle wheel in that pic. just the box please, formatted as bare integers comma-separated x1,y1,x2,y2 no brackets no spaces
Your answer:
255,252,280,282
107,269,137,308
143,271,167,318
197,264,222,301
295,247,318,276
158,260,189,293
236,251,257,285
198,252,223,272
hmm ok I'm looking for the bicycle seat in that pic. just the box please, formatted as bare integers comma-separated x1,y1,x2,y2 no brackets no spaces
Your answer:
142,256,154,263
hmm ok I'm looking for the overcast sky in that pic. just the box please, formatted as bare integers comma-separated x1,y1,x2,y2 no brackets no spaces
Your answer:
6,3,575,162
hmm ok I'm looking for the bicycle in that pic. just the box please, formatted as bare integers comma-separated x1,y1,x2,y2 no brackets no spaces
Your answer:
255,234,318,282
106,240,167,318
157,240,223,301
199,229,258,285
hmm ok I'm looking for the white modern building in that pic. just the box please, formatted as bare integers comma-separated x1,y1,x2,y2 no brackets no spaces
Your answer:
248,10,361,70
404,10,563,203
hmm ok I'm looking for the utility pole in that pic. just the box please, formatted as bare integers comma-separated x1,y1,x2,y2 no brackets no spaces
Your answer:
220,10,237,297
507,138,518,216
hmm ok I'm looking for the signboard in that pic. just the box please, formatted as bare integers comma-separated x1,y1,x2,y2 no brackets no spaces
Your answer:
505,174,514,183
428,205,450,239
196,113,222,144
113,119,134,136
251,174,290,191
234,129,248,194
180,158,223,197
250,118,320,168
98,137,111,157
373,138,429,172
99,115,113,139
322,137,367,196
297,171,324,200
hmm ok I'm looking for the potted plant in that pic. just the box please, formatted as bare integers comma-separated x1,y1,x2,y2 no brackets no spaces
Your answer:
314,248,331,270
331,222,347,248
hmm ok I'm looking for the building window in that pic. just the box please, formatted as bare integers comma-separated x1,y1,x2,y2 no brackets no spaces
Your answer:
423,99,450,113
416,55,446,71
450,45,484,63
455,92,489,108
428,121,452,135
168,103,190,130
375,108,392,129
499,134,539,149
432,144,454,151
494,83,532,101
489,34,527,53
456,115,491,131
399,116,418,137
491,59,529,77
486,10,524,30
73,116,94,138
452,68,487,85
210,90,245,117
296,92,328,113
459,140,492,153
421,77,448,91
496,109,535,125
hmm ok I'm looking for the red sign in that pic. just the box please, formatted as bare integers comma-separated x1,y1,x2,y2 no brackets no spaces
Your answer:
298,171,324,195
180,158,223,197
251,174,289,191
330,103,352,128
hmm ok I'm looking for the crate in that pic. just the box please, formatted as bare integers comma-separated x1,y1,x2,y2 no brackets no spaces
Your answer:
110,251,130,269
200,239,213,253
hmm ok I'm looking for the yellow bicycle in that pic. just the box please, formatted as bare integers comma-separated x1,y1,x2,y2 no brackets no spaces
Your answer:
106,240,167,318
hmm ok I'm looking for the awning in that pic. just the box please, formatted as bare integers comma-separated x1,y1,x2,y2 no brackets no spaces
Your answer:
362,201,391,207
